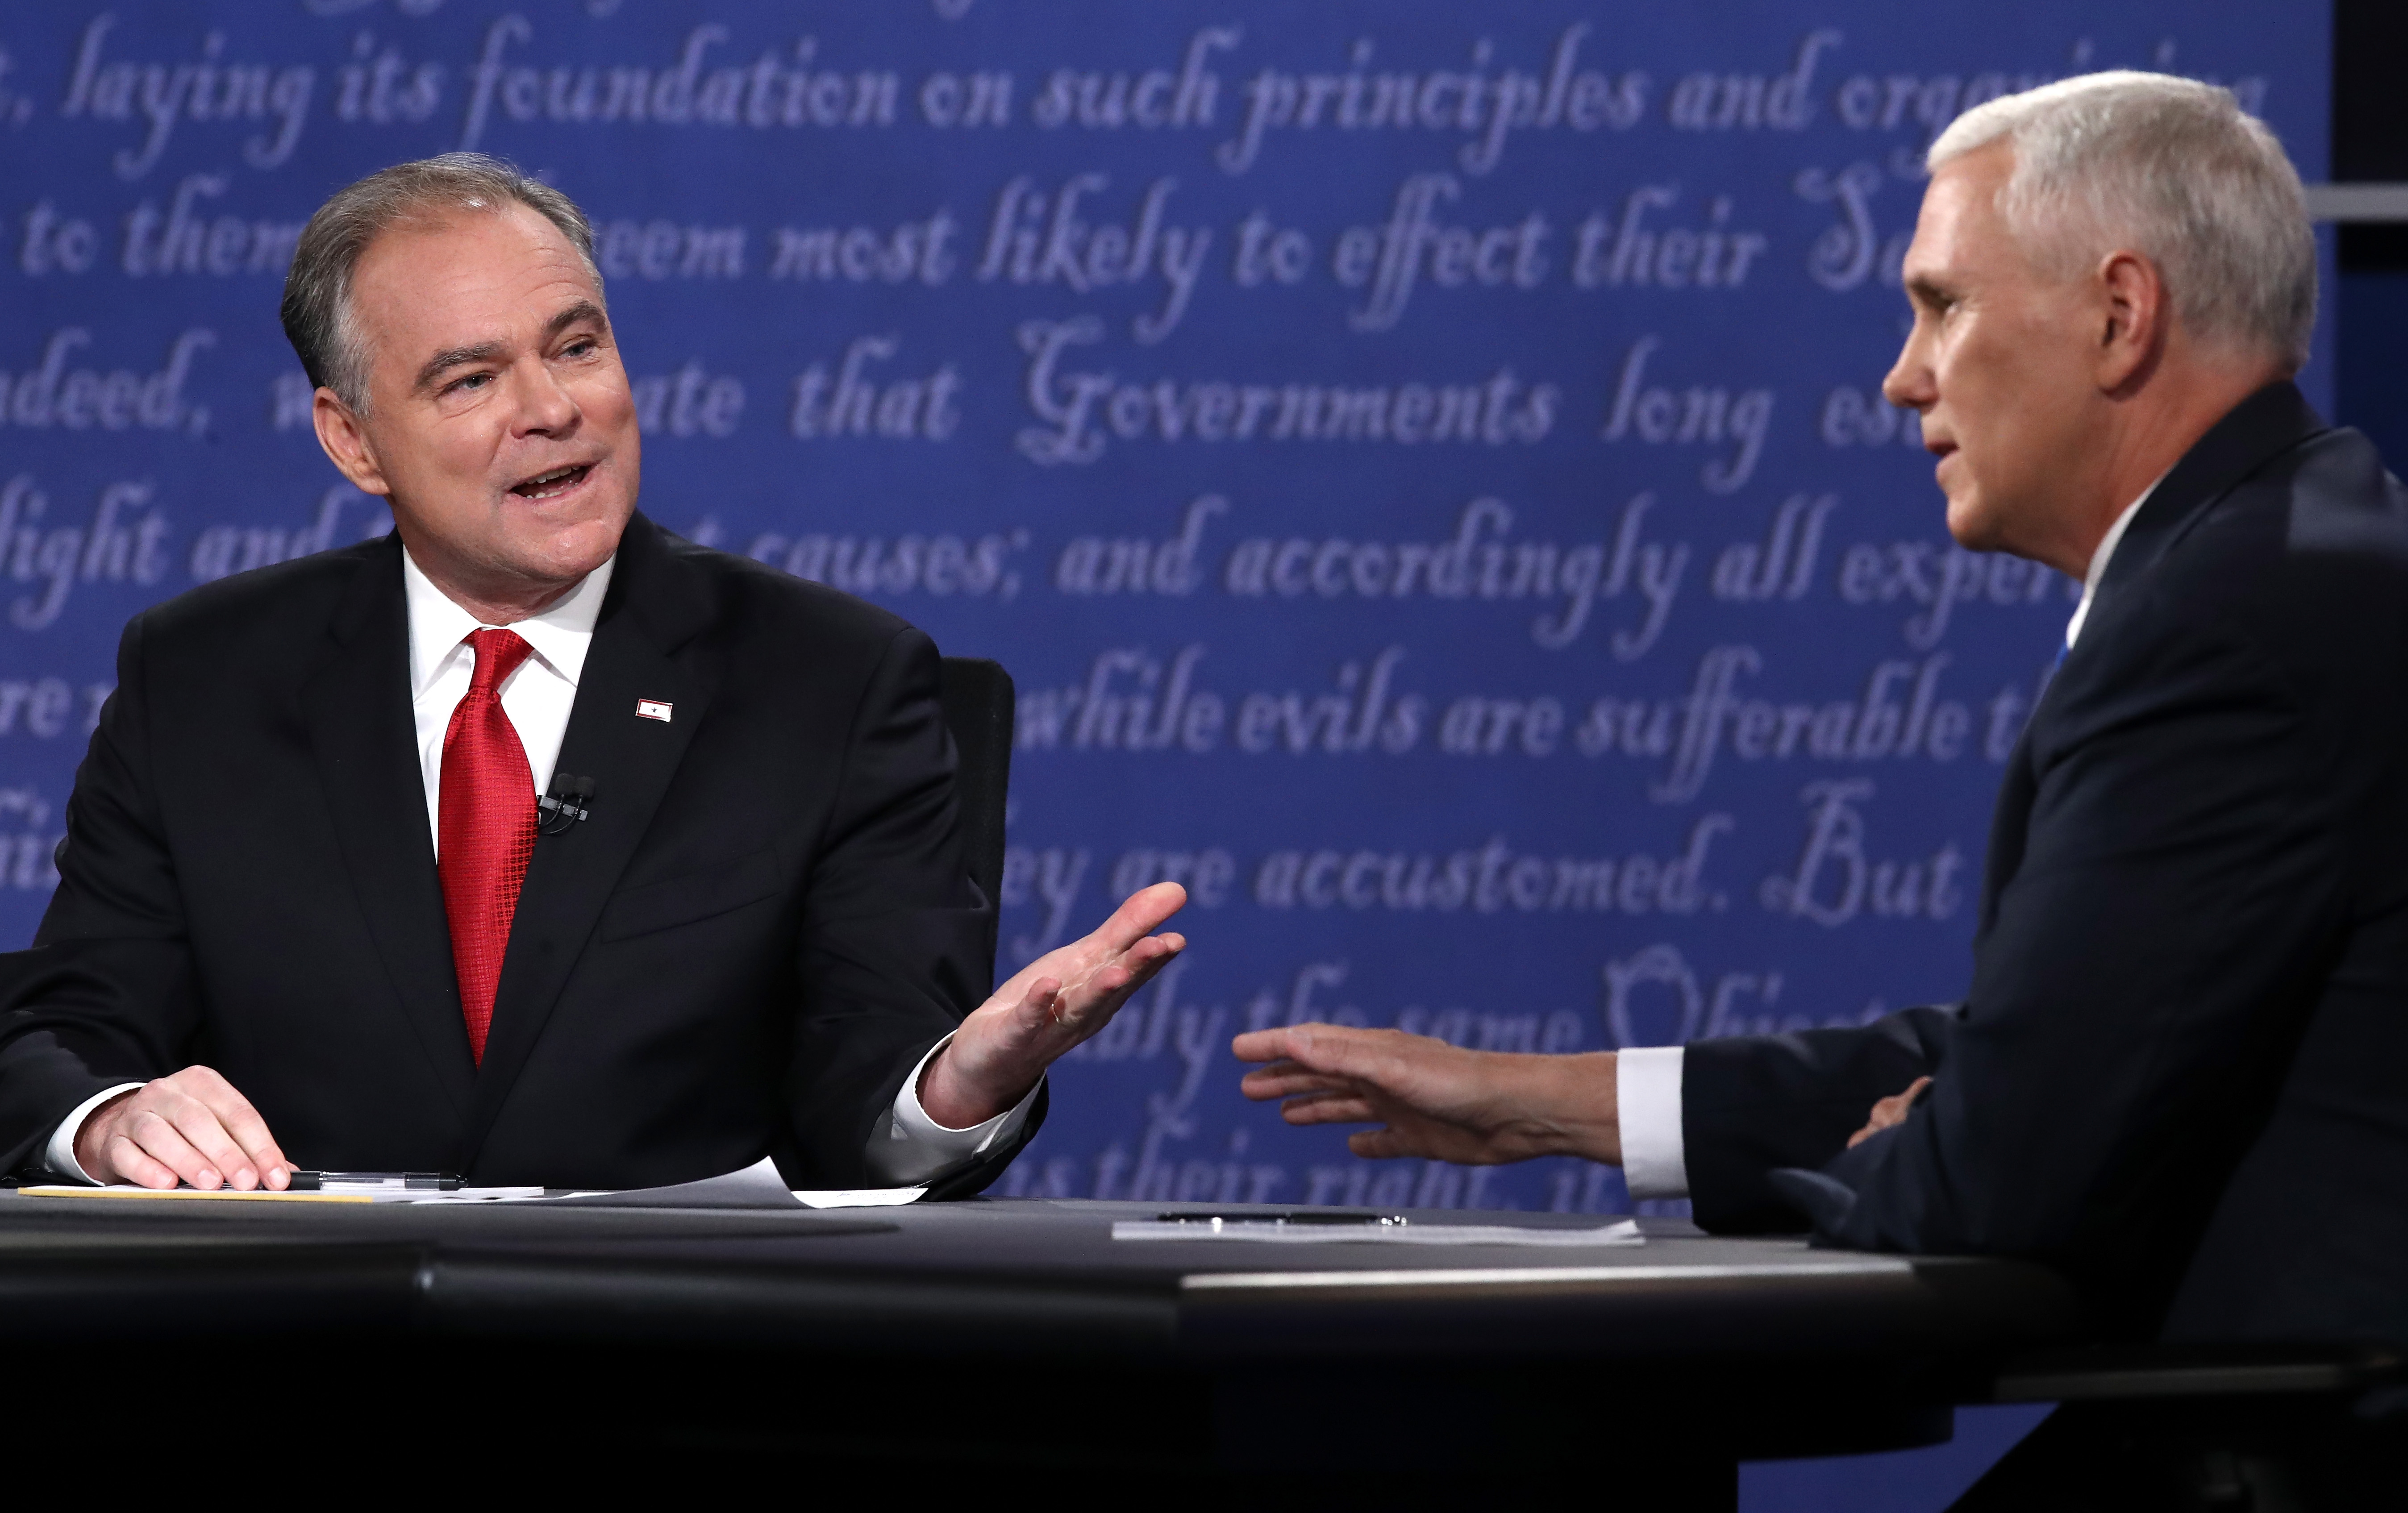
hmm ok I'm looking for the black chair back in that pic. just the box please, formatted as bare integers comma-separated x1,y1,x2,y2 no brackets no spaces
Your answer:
937,657,1015,974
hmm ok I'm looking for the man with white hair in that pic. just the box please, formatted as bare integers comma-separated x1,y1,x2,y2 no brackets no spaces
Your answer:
1239,70,2408,1384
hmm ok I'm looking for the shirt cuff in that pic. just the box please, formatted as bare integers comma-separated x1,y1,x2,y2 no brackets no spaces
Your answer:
864,1033,1040,1186
41,1083,146,1185
1616,1046,1689,1200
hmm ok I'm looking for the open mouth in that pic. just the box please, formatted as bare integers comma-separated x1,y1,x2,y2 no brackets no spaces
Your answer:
510,463,592,500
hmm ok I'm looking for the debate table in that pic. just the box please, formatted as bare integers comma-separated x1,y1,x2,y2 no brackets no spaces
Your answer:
0,1191,2080,1502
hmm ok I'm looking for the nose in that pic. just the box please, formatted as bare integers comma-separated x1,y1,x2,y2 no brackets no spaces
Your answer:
510,357,580,437
1882,320,1936,414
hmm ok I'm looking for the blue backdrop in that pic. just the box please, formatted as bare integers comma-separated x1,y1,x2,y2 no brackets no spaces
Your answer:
0,1,2331,1219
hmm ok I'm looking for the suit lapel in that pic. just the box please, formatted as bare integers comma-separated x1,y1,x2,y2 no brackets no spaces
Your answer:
1975,719,2039,944
465,517,717,1159
300,537,478,1121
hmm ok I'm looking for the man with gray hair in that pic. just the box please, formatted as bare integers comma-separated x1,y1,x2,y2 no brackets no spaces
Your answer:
1238,71,2408,1492
0,153,1187,1197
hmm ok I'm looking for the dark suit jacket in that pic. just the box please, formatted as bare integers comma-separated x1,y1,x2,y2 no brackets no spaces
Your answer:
0,513,1039,1193
1684,383,2408,1343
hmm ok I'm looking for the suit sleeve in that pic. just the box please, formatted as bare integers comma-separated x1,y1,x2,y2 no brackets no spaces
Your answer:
0,613,200,1174
1801,606,2347,1316
1681,1004,1959,1231
779,625,1040,1194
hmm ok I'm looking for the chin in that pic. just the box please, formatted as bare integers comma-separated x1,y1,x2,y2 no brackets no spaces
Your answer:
555,516,631,573
514,510,630,582
1942,494,2005,553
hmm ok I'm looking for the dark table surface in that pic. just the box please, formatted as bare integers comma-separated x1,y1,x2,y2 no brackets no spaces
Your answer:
0,1191,2082,1490
0,1191,2076,1356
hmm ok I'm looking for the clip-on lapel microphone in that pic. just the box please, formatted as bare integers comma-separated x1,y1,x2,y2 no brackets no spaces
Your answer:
537,773,596,836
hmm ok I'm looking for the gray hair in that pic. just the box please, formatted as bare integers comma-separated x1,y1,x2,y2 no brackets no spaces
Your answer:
1928,71,2315,373
279,153,601,413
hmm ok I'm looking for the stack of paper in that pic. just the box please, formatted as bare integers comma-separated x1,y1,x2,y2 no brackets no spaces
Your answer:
1111,1217,1645,1246
16,1157,925,1210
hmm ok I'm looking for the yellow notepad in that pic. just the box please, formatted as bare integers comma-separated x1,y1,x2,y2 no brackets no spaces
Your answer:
16,1185,373,1203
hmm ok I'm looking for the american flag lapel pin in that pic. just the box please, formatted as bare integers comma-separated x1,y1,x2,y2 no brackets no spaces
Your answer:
635,698,673,723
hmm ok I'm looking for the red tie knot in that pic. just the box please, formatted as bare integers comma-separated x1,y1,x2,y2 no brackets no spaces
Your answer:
466,628,535,696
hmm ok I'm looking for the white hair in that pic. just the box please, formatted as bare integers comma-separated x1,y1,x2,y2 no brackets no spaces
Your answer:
1928,70,2315,373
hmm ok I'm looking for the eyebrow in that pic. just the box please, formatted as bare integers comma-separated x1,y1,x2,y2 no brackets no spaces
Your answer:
412,339,504,395
544,299,608,343
411,301,611,395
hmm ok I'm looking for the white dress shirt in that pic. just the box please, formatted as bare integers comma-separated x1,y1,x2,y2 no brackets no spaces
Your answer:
45,546,1033,1186
1616,480,2163,1200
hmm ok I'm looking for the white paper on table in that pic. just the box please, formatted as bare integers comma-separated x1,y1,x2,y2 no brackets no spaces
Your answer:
791,1186,928,1208
17,1160,929,1210
1111,1218,1645,1246
528,1155,805,1209
512,1156,924,1210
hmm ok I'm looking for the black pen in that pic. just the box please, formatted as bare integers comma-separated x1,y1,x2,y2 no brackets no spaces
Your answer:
284,1171,463,1192
1155,1211,1408,1226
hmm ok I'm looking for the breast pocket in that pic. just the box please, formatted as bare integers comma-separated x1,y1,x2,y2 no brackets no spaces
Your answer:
598,848,783,943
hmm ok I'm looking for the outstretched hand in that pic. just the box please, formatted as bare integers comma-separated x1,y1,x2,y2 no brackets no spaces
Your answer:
1233,1023,1623,1166
918,882,1187,1128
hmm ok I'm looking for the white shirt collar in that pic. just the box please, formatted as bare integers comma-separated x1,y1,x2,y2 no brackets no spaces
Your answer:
401,546,615,697
2063,473,2167,651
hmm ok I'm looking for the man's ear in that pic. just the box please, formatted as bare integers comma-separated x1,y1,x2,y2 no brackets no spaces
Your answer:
311,388,392,498
2094,249,2166,395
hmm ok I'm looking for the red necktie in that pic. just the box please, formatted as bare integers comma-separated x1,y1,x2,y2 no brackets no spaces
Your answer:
438,628,537,1064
